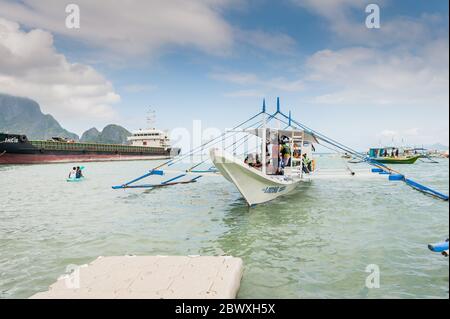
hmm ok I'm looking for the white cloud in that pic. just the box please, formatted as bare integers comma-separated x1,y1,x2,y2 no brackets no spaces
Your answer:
210,71,304,93
380,130,398,138
305,41,449,107
236,29,297,54
122,84,157,94
0,18,120,132
377,128,427,146
211,72,259,86
224,89,265,98
290,0,446,48
0,0,234,56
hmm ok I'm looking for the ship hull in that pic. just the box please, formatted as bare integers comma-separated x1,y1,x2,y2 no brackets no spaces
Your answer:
370,155,421,164
0,133,180,165
0,153,171,164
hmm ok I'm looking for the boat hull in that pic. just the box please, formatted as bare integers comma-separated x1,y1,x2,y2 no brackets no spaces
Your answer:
210,149,301,206
371,155,421,164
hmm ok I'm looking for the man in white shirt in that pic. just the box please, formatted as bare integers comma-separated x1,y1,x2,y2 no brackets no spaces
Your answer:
68,167,77,179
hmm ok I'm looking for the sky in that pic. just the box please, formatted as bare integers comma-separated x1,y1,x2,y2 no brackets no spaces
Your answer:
0,0,448,150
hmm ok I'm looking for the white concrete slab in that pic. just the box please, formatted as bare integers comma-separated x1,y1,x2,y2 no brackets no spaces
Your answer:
30,255,244,299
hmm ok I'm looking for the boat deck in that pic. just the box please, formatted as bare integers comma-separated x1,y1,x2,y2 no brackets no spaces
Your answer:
30,255,244,299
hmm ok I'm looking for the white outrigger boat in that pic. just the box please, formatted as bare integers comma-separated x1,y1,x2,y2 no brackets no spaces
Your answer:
210,126,318,206
113,98,448,205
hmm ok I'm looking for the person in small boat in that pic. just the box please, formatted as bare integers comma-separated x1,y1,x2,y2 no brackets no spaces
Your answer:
68,167,77,179
75,166,83,179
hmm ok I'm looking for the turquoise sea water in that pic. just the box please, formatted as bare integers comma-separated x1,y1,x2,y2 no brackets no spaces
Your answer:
0,156,448,298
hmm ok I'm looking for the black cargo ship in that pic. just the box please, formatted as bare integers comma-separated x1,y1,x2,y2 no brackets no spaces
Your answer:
0,133,180,164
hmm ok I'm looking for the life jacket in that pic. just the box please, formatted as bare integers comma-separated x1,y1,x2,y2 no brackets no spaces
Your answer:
281,144,290,156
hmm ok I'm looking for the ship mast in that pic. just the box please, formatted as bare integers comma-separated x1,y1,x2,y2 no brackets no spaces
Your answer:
146,108,156,130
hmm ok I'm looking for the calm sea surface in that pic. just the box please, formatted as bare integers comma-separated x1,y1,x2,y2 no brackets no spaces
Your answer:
0,156,448,298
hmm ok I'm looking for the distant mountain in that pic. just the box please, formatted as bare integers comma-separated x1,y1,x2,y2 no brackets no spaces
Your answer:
0,93,79,141
80,124,131,145
80,127,100,143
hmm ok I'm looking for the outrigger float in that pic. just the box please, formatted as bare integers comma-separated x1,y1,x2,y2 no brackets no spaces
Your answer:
428,239,449,257
113,98,449,206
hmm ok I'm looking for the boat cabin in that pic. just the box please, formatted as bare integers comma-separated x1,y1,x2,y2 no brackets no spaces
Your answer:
243,128,317,176
127,128,171,149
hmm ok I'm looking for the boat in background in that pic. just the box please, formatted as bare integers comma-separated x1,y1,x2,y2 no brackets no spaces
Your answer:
0,132,180,165
0,111,181,165
368,147,421,164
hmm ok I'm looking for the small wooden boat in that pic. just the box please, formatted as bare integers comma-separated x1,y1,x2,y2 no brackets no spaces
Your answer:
368,147,420,164
370,155,421,164
341,153,352,159
66,176,85,182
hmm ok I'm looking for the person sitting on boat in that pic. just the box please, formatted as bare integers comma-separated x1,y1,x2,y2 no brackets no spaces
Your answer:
293,149,301,160
302,153,312,173
245,154,258,168
280,137,291,167
253,154,263,168
68,167,77,179
75,166,83,179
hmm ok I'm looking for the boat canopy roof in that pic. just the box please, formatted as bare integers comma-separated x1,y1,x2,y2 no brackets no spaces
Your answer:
243,128,317,143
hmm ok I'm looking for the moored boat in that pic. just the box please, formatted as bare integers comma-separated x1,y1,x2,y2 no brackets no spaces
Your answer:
0,131,180,165
210,125,317,206
368,147,421,164
210,148,301,206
